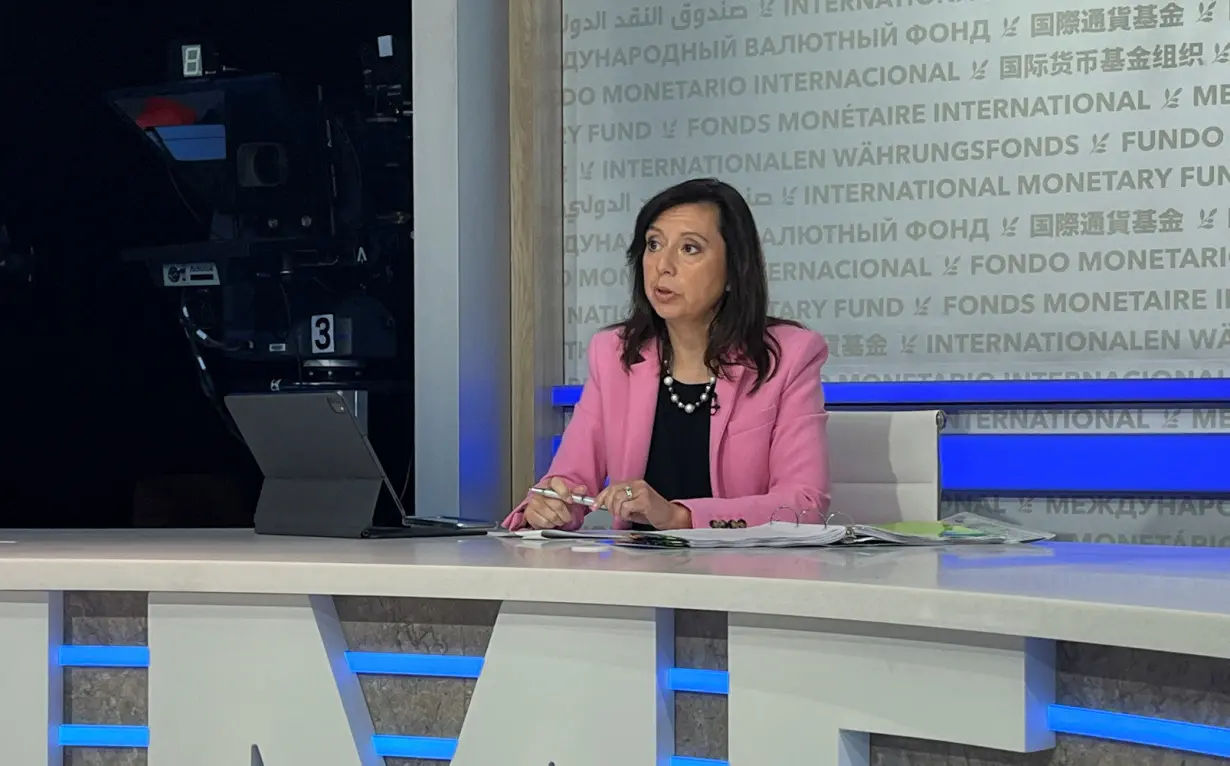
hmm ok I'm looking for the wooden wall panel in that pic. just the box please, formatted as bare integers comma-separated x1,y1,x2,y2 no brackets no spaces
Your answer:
508,0,565,503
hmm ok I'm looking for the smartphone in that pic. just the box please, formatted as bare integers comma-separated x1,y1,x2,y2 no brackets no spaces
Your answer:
412,516,497,530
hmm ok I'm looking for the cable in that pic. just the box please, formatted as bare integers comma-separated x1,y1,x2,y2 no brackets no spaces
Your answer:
330,117,364,228
333,118,364,197
175,293,248,445
179,297,245,352
397,446,413,502
178,321,246,446
277,281,303,383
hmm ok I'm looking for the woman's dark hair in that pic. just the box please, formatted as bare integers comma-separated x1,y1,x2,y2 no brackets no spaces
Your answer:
614,177,799,392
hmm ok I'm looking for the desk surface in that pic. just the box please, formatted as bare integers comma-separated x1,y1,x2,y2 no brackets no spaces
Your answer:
0,530,1226,658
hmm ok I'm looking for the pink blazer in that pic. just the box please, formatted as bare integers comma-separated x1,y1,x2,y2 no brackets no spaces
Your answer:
503,324,832,530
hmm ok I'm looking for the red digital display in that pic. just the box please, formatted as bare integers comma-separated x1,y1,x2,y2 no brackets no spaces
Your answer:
112,90,224,130
133,96,199,129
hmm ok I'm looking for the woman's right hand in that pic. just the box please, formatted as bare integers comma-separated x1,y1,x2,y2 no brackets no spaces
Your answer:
524,476,588,529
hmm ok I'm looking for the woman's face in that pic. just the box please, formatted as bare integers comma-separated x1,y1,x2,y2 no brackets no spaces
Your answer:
642,202,728,326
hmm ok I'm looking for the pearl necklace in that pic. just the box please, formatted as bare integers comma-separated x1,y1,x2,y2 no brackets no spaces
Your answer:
663,373,718,415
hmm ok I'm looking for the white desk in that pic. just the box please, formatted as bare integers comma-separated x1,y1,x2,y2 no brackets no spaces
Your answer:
1,530,1228,765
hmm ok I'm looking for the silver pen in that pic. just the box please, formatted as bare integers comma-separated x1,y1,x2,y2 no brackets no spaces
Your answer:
530,486,605,509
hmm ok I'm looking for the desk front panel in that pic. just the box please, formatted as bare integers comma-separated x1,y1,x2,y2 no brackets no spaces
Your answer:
42,593,1230,765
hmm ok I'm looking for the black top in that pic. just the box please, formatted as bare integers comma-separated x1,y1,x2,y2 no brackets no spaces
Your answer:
633,380,713,530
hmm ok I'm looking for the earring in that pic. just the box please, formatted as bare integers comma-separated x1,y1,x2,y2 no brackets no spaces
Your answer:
725,284,731,292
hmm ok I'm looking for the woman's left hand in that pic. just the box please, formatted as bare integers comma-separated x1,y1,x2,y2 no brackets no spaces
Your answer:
596,479,691,529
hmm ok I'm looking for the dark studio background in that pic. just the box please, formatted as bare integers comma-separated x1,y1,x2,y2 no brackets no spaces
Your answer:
0,0,413,528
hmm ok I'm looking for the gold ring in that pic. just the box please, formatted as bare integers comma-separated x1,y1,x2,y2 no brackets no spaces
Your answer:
624,485,634,499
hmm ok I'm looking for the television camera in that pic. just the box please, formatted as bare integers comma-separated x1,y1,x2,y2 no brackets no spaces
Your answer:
112,37,411,393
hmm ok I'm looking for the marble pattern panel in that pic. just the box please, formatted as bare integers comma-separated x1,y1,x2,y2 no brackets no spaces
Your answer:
674,610,729,761
64,592,148,645
338,596,500,758
335,596,500,655
675,608,728,671
62,593,149,766
1056,642,1230,724
64,668,147,725
64,749,146,766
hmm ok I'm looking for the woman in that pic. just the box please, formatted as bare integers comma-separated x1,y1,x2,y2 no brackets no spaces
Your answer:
504,177,831,531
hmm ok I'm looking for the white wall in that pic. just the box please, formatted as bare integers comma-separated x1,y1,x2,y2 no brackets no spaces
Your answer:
562,0,1230,383
560,0,1230,548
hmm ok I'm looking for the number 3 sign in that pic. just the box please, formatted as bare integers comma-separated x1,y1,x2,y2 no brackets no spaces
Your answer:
310,314,335,354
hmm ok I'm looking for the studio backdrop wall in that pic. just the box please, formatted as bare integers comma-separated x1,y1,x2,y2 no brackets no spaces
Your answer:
557,0,1230,547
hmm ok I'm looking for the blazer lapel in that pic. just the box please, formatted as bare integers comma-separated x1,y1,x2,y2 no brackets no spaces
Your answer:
621,340,661,479
708,364,745,497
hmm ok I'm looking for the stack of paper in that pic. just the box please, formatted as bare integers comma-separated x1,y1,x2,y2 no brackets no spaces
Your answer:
626,523,851,549
509,524,843,548
505,513,1053,550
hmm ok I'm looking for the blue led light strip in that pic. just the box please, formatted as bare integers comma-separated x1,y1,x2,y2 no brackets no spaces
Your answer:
344,651,483,678
1049,705,1230,758
54,726,456,758
554,379,1230,409
58,725,149,748
660,671,1230,761
551,433,1230,494
939,433,1230,493
55,646,486,679
372,734,457,759
58,645,149,668
56,647,478,758
59,648,1230,760
667,668,730,695
53,647,472,757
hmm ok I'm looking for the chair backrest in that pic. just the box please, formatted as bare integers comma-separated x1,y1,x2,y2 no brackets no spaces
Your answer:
579,408,944,529
826,409,943,525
